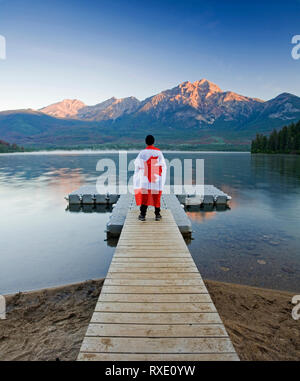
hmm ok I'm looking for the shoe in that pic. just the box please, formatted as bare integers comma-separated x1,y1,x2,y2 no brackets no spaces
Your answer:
155,214,162,221
138,214,146,221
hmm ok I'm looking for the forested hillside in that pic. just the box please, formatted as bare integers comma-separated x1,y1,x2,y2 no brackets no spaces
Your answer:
251,121,300,154
0,139,24,153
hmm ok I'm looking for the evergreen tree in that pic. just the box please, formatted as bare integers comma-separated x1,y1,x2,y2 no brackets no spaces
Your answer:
251,120,300,154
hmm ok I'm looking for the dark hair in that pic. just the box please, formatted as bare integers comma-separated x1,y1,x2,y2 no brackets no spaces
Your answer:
145,135,155,145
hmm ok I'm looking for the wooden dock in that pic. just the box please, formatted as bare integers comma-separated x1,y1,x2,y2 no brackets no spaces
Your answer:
77,210,239,361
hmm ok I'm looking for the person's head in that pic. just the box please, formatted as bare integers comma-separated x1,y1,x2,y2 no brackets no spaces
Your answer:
145,135,155,146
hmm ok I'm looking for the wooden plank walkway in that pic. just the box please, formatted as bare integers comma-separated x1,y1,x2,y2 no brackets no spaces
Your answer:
77,210,239,361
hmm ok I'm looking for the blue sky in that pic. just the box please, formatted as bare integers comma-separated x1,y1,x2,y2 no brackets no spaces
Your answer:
0,0,299,110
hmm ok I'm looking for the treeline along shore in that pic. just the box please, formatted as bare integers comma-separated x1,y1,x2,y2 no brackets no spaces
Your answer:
0,140,24,153
251,120,300,154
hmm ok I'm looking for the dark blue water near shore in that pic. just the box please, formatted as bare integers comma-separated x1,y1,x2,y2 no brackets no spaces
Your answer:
0,152,300,294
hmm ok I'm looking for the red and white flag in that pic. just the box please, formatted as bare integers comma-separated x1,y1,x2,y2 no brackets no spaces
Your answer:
133,145,167,207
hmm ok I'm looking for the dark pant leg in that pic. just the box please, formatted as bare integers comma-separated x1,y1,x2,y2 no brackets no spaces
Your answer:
155,207,161,216
140,204,148,217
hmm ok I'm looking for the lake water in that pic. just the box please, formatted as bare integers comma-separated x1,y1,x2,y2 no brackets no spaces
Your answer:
0,151,300,294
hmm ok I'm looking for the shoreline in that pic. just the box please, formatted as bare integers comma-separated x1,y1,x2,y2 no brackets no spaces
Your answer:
4,277,299,298
0,149,251,155
0,278,299,361
3,279,106,298
2,277,300,298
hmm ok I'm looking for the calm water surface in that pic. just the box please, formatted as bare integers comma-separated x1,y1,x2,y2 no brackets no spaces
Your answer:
0,152,300,294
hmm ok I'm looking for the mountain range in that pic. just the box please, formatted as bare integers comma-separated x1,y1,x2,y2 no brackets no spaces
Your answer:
1,79,299,149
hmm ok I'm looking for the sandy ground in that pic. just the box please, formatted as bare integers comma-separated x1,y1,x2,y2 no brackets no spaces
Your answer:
205,280,300,361
0,280,104,361
0,279,299,361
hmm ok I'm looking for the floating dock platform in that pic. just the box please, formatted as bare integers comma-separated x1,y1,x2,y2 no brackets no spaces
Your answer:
67,184,231,238
68,185,119,205
68,184,231,206
181,185,231,206
107,194,192,237
77,209,239,361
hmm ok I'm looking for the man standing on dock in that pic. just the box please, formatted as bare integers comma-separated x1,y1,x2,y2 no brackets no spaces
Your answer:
133,135,167,221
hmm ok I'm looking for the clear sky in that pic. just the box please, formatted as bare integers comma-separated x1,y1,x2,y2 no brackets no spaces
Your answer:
0,0,299,111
